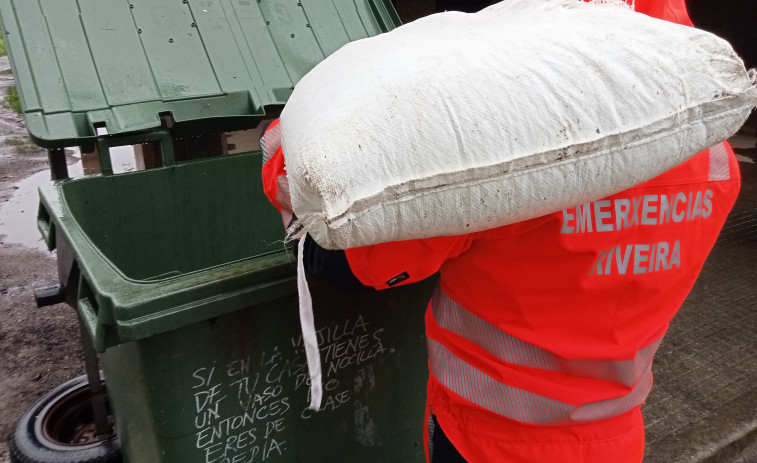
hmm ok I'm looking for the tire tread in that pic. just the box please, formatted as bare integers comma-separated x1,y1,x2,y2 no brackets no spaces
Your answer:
7,375,122,463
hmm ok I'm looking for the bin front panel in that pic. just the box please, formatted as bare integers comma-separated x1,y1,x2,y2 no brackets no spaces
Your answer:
60,152,282,282
103,278,433,463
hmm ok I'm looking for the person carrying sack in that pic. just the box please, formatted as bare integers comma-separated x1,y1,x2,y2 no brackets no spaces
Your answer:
261,1,741,461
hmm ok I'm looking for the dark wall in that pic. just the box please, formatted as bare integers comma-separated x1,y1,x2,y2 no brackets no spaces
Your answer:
391,0,435,23
687,0,757,68
392,0,756,68
392,0,756,69
435,0,496,13
391,0,497,22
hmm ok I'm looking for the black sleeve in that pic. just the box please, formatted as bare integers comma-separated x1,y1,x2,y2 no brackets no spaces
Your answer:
293,234,374,293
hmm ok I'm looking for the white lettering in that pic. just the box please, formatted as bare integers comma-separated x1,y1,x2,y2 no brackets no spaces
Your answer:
577,204,593,233
701,189,713,218
633,244,650,274
593,200,613,232
191,316,392,462
673,192,687,222
655,242,669,271
641,195,658,225
193,367,216,389
615,199,632,230
590,250,608,276
263,438,286,460
615,244,633,275
631,196,642,226
593,242,682,276
561,209,575,234
670,241,681,268
659,194,672,224
195,385,226,414
265,419,285,439
204,442,224,463
604,246,614,274
226,359,250,378
563,190,711,235
691,190,703,220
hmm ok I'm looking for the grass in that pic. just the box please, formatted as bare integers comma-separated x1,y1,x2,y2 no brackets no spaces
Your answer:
4,84,20,114
0,26,20,114
4,135,39,154
4,136,27,147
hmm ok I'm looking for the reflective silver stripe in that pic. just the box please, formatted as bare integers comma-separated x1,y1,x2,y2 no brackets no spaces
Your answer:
432,287,660,387
428,338,653,425
260,123,292,209
709,142,730,181
276,174,292,210
260,124,282,165
427,409,435,462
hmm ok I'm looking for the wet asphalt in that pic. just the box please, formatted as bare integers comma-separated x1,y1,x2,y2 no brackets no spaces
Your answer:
642,129,757,463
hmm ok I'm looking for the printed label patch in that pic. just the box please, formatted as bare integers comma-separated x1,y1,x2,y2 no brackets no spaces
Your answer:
387,272,410,287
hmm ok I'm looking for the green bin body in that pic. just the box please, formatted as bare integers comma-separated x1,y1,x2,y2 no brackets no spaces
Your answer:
0,1,432,460
38,152,435,462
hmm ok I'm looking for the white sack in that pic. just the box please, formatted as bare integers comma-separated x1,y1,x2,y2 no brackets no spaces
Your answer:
281,0,757,249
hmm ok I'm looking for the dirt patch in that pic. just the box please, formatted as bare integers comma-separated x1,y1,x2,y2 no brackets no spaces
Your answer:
0,247,85,462
0,56,84,463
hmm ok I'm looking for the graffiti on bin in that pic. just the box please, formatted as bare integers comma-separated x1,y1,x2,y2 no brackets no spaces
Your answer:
191,314,392,462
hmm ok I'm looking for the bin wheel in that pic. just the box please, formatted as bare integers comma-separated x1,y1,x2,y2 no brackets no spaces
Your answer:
9,375,122,463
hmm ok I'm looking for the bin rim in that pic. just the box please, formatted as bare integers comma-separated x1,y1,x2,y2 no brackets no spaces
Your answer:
37,158,300,350
54,173,291,286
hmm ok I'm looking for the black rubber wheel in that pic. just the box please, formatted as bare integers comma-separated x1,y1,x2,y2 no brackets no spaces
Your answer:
9,375,122,463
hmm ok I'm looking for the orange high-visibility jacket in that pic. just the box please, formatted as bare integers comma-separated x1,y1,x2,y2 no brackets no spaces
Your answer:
262,2,741,461
342,144,739,463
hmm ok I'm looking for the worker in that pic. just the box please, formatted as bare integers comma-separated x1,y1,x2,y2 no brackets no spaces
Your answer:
260,1,741,461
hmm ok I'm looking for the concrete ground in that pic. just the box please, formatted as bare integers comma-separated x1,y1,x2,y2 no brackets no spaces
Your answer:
0,56,87,463
642,129,757,463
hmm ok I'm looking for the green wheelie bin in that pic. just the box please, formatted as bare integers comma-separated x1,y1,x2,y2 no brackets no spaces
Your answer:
0,1,435,462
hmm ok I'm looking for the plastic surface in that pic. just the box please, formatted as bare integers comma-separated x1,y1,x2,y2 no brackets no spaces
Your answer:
0,0,399,148
37,152,434,462
102,278,432,463
6,0,428,460
38,152,290,350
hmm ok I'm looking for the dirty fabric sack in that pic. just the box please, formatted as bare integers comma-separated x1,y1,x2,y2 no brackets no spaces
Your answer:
281,0,757,249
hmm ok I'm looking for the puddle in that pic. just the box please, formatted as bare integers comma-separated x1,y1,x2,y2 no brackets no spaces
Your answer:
0,51,139,250
730,133,757,164
0,53,136,251
0,56,24,133
729,134,757,150
0,168,49,250
0,145,138,250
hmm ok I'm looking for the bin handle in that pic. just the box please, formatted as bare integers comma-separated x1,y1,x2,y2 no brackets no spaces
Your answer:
96,130,175,175
78,297,107,353
37,202,56,251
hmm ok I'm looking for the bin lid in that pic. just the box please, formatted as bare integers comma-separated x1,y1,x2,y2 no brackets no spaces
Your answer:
0,0,399,148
